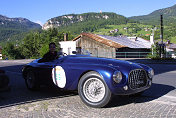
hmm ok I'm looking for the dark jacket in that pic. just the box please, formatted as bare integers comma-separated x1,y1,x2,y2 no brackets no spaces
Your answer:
38,51,58,63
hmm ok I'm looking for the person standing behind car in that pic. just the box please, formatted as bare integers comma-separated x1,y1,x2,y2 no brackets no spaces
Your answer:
38,42,58,63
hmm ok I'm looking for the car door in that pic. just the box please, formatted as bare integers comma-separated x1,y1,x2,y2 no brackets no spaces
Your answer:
36,60,57,85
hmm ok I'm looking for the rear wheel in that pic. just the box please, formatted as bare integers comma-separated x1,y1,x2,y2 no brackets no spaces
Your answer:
25,70,39,91
78,71,112,108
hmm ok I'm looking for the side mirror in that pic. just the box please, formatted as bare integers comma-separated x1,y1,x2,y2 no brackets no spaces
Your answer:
58,52,63,55
72,51,77,54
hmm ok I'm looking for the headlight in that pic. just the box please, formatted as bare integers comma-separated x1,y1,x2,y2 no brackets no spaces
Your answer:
113,71,122,83
148,68,154,79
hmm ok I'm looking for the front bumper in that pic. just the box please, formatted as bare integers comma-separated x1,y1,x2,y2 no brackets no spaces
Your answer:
111,80,152,95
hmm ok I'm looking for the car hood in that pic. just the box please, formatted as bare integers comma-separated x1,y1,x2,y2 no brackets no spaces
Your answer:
64,56,143,70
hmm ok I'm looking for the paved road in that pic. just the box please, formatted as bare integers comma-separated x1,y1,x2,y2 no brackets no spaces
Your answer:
0,59,176,118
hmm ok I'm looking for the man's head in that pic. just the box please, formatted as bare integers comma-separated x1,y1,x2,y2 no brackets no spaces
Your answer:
49,42,56,53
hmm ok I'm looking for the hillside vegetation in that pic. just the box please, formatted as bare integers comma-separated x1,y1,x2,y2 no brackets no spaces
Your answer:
129,4,176,25
43,12,136,35
93,23,176,44
43,11,176,43
0,15,41,43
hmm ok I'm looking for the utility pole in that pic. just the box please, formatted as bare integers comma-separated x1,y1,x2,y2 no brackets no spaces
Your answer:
160,14,165,58
160,15,163,45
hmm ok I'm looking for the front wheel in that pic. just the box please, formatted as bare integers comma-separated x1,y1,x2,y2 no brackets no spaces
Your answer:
25,70,39,91
78,71,112,108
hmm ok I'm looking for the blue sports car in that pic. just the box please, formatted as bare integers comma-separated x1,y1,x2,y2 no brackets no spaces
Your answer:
22,53,154,108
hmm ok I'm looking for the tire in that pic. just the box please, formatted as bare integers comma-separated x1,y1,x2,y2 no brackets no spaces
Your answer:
25,70,39,91
78,71,112,108
0,74,9,88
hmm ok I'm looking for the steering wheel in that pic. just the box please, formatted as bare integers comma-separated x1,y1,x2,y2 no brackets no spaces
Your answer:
63,52,68,56
58,52,67,57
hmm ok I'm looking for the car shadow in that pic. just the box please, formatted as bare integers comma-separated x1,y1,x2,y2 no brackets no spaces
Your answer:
0,85,77,108
107,83,175,108
0,64,77,108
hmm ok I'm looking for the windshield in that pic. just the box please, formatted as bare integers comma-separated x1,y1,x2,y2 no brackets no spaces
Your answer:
59,49,92,56
80,49,92,56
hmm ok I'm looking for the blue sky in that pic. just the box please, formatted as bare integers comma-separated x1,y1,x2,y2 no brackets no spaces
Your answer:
0,0,175,25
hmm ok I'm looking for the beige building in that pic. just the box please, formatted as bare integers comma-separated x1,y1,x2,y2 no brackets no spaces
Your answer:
73,33,152,58
73,33,125,58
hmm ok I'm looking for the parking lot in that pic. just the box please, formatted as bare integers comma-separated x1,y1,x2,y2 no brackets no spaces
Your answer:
0,59,176,118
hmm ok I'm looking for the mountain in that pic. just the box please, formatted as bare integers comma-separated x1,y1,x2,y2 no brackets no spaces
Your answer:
42,12,135,33
129,4,176,25
0,15,42,42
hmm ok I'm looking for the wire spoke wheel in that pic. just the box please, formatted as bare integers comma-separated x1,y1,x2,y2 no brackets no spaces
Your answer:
83,77,105,102
78,71,112,108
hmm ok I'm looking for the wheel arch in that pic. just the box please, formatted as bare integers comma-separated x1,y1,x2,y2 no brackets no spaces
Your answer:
77,70,111,89
22,66,34,79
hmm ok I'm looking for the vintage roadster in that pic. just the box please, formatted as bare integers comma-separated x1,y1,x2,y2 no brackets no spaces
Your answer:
22,54,154,108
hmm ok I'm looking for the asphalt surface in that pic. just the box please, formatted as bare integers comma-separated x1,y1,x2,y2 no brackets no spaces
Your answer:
0,59,176,118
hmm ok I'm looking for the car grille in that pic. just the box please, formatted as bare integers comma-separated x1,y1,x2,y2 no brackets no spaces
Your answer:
128,69,147,89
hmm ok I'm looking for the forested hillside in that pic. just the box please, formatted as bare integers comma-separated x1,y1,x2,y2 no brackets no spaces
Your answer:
129,4,176,25
43,12,136,35
0,15,41,42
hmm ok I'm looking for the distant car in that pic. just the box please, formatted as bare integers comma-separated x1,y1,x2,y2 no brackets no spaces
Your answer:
22,53,154,108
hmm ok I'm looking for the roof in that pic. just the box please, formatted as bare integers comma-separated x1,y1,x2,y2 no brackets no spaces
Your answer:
73,33,152,49
73,33,126,48
167,43,176,49
158,41,176,49
99,35,151,49
73,35,81,41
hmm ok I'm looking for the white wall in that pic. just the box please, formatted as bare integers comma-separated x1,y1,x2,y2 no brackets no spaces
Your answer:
150,34,154,45
0,54,2,60
59,41,76,55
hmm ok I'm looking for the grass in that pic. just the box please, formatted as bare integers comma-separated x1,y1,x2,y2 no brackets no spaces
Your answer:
170,36,176,44
93,23,153,37
93,23,176,44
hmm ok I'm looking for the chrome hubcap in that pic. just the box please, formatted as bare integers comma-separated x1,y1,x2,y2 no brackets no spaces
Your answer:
83,78,105,102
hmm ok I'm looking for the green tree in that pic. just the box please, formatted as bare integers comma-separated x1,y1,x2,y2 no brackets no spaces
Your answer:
20,28,74,59
2,42,24,59
21,31,41,58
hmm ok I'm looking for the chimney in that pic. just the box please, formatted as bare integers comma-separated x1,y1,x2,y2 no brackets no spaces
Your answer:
64,33,68,41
